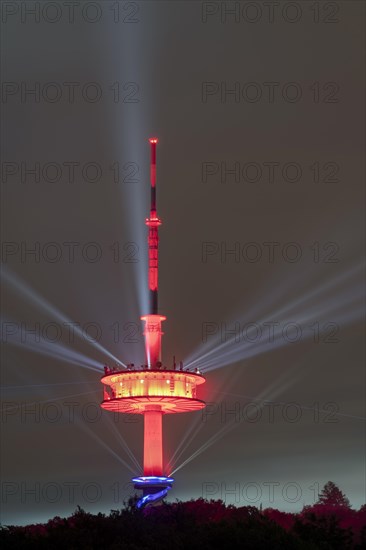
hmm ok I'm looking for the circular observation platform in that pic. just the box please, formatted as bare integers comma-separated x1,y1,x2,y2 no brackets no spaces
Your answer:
100,369,205,414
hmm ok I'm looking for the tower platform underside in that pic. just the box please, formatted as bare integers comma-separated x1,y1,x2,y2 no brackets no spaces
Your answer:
101,395,206,414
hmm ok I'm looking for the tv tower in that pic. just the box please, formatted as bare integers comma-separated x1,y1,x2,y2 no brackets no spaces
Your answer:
101,138,206,508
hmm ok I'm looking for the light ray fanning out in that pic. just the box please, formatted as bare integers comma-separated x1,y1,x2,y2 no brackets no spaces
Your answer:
2,268,126,368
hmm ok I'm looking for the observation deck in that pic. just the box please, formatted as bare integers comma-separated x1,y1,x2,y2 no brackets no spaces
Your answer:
101,368,205,414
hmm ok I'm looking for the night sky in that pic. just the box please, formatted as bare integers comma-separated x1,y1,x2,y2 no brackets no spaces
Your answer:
1,0,365,525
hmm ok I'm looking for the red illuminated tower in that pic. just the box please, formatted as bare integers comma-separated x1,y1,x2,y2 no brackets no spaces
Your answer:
101,138,206,507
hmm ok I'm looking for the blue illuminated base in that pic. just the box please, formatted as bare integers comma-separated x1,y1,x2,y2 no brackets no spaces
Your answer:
132,476,174,508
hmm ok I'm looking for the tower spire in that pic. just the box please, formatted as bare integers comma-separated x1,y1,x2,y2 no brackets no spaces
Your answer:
146,137,160,314
141,138,165,369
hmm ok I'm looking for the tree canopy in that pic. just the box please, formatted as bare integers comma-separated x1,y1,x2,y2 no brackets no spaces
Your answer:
317,481,351,508
1,494,365,549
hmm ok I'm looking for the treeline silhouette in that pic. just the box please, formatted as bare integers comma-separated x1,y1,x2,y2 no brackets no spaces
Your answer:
1,482,365,549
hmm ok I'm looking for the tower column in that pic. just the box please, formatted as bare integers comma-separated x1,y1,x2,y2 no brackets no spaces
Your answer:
143,405,163,476
141,314,166,369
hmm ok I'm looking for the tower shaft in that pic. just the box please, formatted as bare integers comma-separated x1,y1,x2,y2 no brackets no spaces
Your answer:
143,406,163,476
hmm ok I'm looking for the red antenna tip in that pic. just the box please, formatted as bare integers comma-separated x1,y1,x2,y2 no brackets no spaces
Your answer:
149,137,158,144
